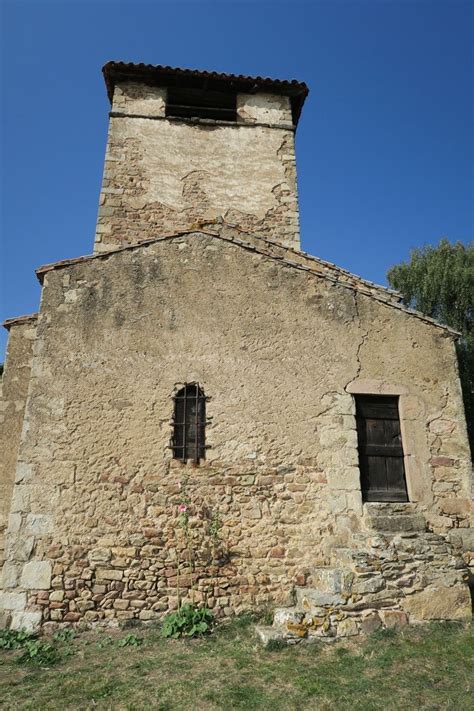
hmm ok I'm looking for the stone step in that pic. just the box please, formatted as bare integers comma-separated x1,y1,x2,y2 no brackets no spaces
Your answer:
363,503,419,516
255,625,285,646
305,566,352,593
362,504,426,533
363,514,426,533
295,585,346,608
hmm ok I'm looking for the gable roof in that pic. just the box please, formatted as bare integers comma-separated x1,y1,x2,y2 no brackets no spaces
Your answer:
103,61,309,126
34,226,460,338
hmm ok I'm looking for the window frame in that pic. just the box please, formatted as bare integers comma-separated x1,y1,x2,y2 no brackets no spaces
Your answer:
172,383,206,464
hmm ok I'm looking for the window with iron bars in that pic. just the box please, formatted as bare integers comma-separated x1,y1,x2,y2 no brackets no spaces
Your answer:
172,383,206,463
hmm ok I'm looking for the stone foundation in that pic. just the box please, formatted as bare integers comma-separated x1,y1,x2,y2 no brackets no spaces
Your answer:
256,504,472,644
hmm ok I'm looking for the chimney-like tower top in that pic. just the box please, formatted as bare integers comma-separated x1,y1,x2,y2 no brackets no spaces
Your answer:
95,61,307,252
102,61,309,127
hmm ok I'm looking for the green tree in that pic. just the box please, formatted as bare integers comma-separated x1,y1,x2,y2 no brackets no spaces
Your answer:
387,239,474,455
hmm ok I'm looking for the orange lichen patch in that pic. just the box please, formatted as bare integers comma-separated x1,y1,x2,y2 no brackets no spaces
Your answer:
285,622,308,638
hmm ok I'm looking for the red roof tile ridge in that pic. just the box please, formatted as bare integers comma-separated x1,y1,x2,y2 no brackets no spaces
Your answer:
102,60,308,90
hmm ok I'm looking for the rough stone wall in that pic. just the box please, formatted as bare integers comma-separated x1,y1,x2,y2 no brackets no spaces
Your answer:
94,82,300,252
0,318,37,566
0,234,471,630
260,509,471,644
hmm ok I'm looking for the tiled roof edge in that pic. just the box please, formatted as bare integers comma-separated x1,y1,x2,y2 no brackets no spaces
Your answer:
3,313,39,331
102,61,309,125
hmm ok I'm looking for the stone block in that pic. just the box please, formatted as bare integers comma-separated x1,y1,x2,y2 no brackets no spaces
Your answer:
310,567,352,595
430,456,455,468
49,590,64,602
1,563,19,588
364,513,426,533
402,584,472,621
296,588,345,608
439,499,470,517
337,618,359,637
0,612,12,629
255,625,285,646
326,467,361,491
352,574,384,595
449,529,474,552
96,568,123,581
10,610,42,632
7,513,21,533
20,561,52,590
139,609,159,620
273,608,304,627
15,462,34,483
359,613,381,635
0,591,26,612
285,621,308,638
8,535,35,562
380,610,408,629
25,514,53,535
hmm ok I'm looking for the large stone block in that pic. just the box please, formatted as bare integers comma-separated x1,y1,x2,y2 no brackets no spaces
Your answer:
10,610,42,632
25,513,53,535
337,618,359,637
20,560,52,590
0,562,19,589
0,590,26,612
402,584,472,621
296,587,345,608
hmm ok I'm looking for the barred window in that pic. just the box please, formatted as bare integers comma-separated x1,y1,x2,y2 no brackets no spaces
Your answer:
172,383,206,463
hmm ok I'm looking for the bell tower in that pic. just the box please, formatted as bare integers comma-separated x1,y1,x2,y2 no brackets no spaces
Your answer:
94,62,308,253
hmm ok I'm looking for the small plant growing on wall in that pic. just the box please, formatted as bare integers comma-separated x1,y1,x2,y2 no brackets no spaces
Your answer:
160,477,215,638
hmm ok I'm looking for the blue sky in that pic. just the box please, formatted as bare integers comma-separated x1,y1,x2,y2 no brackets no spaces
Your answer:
1,0,472,359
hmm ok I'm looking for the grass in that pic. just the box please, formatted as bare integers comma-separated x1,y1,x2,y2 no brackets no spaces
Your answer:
0,618,473,710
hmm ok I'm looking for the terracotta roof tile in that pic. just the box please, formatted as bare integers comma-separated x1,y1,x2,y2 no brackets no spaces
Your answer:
2,313,38,330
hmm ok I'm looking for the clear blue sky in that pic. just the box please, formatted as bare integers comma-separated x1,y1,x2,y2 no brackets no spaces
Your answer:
1,0,473,359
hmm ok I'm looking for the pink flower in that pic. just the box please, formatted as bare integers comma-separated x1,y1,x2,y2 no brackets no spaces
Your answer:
178,504,188,513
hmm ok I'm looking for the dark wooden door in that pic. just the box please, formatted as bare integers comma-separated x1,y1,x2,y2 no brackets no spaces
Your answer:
355,395,408,502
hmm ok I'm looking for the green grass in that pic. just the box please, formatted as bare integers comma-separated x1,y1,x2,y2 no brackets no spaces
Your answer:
0,619,473,710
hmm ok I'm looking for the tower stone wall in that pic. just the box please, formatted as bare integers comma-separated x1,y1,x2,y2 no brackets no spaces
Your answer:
94,81,301,252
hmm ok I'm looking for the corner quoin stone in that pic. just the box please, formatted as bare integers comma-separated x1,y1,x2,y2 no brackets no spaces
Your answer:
20,560,52,590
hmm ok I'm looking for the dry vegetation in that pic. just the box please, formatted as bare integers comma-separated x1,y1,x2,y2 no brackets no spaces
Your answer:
0,617,473,710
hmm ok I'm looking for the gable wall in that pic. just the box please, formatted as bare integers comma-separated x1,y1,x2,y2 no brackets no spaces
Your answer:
1,235,471,629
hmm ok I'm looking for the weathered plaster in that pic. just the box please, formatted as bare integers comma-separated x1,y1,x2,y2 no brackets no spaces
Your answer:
94,83,300,252
237,93,292,125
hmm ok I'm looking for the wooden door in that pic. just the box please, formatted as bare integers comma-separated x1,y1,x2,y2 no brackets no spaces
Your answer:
355,395,408,502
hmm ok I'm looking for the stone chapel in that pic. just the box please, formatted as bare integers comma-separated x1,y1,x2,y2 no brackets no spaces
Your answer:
0,62,472,638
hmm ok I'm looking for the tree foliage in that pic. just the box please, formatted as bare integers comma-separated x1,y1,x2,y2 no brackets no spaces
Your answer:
387,239,474,454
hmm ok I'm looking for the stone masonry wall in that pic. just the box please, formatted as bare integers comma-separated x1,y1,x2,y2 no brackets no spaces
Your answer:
0,318,37,567
94,82,300,252
0,234,471,630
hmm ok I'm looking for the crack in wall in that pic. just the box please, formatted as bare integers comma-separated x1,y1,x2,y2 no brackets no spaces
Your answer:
349,291,370,388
